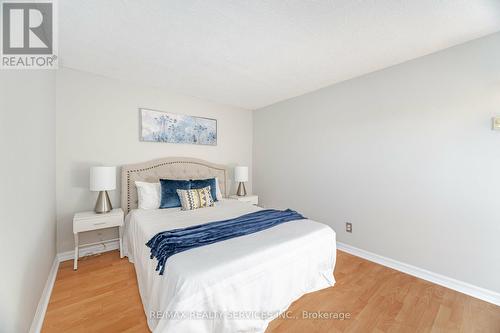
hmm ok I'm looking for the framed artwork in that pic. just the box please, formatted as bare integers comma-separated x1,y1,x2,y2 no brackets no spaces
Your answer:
140,108,217,146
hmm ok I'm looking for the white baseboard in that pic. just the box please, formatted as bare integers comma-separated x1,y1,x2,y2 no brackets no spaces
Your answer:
337,242,500,306
29,256,59,333
57,239,120,262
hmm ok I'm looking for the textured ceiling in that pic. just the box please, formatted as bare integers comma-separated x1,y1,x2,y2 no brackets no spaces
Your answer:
60,1,500,109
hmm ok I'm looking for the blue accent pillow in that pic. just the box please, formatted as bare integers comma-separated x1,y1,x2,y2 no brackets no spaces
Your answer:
159,179,191,208
190,178,218,202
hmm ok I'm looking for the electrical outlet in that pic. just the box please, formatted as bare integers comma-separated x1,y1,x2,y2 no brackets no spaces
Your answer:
346,222,352,233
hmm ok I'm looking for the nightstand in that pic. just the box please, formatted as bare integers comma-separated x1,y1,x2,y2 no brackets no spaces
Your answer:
229,194,259,206
73,208,124,270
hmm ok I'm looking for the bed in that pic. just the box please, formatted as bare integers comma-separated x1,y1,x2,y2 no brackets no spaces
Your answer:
121,157,337,333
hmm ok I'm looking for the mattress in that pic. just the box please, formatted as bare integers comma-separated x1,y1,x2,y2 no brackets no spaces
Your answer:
123,199,336,333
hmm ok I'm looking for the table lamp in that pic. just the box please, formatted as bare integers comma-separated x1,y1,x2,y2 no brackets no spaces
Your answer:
90,166,116,214
234,166,248,196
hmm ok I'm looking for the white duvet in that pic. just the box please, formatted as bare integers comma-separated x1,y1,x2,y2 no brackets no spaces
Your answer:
124,199,336,333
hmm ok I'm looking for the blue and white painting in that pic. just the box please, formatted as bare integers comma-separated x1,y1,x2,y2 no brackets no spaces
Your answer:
140,109,217,145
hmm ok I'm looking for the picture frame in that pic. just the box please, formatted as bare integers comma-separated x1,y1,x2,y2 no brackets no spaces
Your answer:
139,108,217,146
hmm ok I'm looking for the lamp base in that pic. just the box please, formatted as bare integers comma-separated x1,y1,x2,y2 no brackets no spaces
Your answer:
236,182,247,196
95,191,112,214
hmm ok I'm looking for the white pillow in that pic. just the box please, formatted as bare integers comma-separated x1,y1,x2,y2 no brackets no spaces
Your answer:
215,178,223,200
135,181,161,210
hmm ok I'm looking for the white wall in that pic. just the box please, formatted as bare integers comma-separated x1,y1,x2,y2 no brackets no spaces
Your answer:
0,71,56,332
56,68,253,252
254,32,500,293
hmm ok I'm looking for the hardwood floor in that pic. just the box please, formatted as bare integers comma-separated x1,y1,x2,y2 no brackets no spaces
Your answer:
42,250,500,333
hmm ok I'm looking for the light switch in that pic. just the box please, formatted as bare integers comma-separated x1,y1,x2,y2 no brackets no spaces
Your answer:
493,117,500,130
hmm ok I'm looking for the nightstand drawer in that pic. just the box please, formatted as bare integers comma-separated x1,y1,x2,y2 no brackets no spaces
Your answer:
75,215,122,233
229,195,259,205
73,209,124,233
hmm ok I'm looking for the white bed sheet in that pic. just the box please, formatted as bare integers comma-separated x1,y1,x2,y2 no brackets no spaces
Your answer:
124,199,336,333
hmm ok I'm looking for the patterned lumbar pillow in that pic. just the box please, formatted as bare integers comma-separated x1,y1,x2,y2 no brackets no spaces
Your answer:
177,186,215,211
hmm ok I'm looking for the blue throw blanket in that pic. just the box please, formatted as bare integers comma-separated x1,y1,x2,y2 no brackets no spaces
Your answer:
146,209,305,275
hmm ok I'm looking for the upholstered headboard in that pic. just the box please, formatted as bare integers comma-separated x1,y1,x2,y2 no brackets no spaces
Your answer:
121,157,229,214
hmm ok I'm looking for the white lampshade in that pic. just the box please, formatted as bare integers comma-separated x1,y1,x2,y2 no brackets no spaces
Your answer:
234,166,248,182
90,166,116,191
